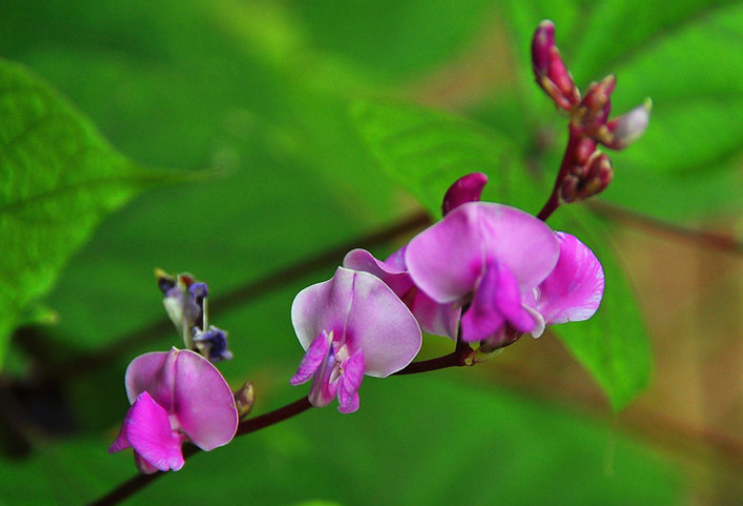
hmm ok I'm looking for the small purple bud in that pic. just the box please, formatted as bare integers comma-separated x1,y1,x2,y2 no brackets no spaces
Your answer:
531,20,555,77
441,172,488,216
192,326,232,362
531,20,580,110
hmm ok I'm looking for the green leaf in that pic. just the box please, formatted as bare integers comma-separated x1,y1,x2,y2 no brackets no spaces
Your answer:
550,209,652,411
350,100,537,217
0,59,187,369
351,100,652,409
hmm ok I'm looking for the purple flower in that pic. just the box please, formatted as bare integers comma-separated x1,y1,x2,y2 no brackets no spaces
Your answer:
109,347,238,473
290,267,422,413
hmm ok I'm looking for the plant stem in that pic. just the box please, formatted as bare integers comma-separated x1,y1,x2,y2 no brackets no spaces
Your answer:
536,127,580,222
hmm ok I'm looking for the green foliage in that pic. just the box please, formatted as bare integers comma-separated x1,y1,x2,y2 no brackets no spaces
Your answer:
0,59,190,369
0,0,737,503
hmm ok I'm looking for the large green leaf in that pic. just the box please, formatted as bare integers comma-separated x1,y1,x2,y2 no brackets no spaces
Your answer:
351,100,651,410
0,59,186,368
549,209,652,411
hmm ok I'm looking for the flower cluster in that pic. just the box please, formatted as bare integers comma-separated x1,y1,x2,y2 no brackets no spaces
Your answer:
110,273,239,474
290,172,604,411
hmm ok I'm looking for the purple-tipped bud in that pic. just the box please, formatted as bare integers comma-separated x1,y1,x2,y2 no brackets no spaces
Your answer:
605,99,652,150
442,172,489,216
531,20,580,110
531,20,555,77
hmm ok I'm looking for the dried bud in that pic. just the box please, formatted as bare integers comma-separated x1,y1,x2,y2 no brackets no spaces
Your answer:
234,382,256,418
442,172,488,216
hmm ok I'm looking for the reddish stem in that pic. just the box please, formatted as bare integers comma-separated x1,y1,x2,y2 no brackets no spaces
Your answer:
536,127,580,222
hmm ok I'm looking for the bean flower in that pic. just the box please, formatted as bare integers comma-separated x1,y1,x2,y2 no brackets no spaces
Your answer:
290,267,422,413
346,173,604,349
109,347,239,473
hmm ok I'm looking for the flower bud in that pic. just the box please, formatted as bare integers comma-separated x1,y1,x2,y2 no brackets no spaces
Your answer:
531,20,580,110
441,172,488,216
604,99,652,149
234,382,256,418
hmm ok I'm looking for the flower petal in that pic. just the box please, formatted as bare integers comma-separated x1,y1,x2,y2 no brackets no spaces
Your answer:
112,391,185,473
337,350,365,414
290,331,331,386
460,262,534,343
406,203,559,303
342,269,422,377
292,267,422,378
403,288,461,340
343,248,413,296
308,350,338,408
124,349,178,410
172,350,238,451
535,232,604,325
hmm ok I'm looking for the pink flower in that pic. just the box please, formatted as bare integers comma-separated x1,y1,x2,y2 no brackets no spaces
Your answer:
404,173,604,347
109,347,238,473
290,267,422,413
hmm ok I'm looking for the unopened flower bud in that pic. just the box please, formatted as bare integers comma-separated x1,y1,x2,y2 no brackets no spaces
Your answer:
442,172,488,216
234,382,255,418
581,75,616,125
605,99,652,149
531,20,580,110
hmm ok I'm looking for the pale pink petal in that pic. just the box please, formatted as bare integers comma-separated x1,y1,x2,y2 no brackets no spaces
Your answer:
290,331,331,386
343,248,413,296
292,268,421,378
124,349,178,410
291,268,355,350
404,288,461,340
342,269,422,377
115,391,185,472
535,232,605,325
172,350,238,451
442,172,488,216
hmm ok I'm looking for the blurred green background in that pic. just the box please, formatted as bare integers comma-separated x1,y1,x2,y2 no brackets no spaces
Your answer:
2,0,743,504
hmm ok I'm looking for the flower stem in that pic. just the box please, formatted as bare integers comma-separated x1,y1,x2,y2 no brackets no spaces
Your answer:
536,127,580,222
236,396,312,436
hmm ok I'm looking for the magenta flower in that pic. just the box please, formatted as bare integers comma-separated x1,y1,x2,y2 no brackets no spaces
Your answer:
401,173,604,347
109,347,238,473
290,267,422,413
